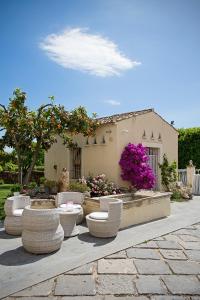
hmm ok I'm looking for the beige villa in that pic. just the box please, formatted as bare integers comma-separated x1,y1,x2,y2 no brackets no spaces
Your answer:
45,108,178,190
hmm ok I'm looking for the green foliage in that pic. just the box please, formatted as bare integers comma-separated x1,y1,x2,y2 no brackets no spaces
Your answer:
0,89,98,184
69,181,90,193
0,149,17,171
40,176,46,184
178,127,200,168
0,179,4,184
0,149,16,164
44,180,57,188
171,190,182,201
159,154,177,191
0,147,43,173
34,165,44,171
28,181,37,189
0,184,13,220
4,162,18,172
35,148,44,166
11,184,22,193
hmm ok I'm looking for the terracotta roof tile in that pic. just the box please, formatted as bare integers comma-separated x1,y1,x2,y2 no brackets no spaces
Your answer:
97,108,154,124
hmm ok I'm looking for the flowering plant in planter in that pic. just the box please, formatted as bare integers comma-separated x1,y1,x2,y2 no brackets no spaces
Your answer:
86,174,121,197
119,143,155,190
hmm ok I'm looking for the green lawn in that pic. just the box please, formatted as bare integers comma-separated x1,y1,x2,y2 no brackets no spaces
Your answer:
0,184,13,220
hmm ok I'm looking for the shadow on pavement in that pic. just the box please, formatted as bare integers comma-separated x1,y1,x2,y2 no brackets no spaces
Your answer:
0,229,18,239
0,246,53,266
78,231,115,247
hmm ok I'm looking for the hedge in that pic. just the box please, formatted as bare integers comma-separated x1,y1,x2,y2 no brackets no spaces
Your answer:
0,170,44,184
178,127,200,169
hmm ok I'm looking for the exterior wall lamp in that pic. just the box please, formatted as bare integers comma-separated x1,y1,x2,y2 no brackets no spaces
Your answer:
106,129,112,134
121,129,129,133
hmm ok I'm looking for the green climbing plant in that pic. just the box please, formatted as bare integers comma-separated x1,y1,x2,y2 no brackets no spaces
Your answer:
159,154,177,191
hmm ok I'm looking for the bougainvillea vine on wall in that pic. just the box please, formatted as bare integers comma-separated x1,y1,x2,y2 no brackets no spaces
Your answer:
119,143,155,190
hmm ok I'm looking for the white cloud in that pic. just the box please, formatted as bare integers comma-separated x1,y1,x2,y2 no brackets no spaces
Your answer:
40,28,141,77
104,99,121,106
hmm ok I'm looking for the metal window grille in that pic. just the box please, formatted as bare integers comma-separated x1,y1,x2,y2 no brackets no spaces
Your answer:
146,147,159,190
71,148,81,179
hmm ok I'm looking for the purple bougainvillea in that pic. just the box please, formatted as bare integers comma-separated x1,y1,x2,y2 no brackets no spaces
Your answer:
119,143,155,190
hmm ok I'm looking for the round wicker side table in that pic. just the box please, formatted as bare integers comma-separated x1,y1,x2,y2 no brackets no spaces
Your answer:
22,206,64,254
59,209,80,237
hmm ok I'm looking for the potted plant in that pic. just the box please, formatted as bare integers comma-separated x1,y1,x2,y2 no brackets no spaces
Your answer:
39,177,46,193
11,184,22,196
27,181,39,197
44,180,58,194
69,180,90,196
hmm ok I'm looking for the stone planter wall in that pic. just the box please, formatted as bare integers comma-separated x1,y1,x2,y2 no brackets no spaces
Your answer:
83,191,171,229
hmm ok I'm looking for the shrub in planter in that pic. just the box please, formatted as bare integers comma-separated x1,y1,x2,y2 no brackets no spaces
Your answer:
28,181,38,189
119,143,155,190
11,184,22,195
44,180,58,194
38,177,46,193
26,181,39,196
69,181,90,193
86,174,121,197
40,177,46,184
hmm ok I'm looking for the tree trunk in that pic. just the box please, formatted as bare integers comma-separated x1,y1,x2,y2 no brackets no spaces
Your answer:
18,165,22,184
23,141,41,185
14,139,22,184
16,153,22,184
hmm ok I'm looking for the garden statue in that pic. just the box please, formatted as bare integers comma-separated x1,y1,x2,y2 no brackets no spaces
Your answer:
187,160,196,187
189,160,194,167
59,168,69,192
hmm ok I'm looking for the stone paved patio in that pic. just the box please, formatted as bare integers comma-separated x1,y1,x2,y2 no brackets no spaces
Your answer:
5,223,200,299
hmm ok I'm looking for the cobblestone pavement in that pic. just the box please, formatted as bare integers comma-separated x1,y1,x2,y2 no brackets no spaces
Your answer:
6,223,200,300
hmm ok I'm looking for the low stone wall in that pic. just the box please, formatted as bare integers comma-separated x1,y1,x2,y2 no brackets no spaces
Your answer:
83,190,171,229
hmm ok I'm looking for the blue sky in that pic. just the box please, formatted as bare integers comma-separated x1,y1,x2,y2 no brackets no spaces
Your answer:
0,0,199,128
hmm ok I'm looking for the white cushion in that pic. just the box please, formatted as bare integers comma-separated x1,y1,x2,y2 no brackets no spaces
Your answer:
13,208,24,216
73,204,81,209
60,204,81,209
60,204,69,208
89,212,108,220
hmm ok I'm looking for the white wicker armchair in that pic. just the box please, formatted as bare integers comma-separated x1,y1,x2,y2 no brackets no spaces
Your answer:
86,198,123,238
56,192,84,224
4,195,30,235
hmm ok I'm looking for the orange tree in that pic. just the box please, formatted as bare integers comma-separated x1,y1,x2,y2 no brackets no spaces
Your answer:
0,89,98,184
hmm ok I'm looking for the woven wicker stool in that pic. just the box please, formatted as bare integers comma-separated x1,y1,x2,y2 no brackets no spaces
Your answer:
22,206,64,254
59,209,80,237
